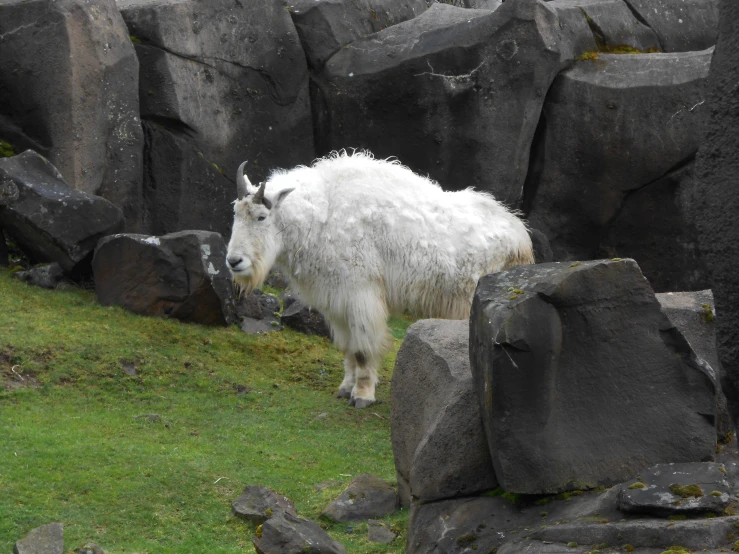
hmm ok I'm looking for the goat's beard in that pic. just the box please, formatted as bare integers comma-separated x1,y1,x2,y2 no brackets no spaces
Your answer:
232,258,269,296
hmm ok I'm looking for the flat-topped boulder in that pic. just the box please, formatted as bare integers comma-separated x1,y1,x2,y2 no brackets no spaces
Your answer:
93,230,235,325
470,259,716,494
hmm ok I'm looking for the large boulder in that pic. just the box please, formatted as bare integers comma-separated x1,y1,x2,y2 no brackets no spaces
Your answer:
470,259,716,494
525,49,712,292
313,0,571,206
693,0,739,438
0,0,144,228
0,150,124,274
622,0,719,52
118,0,314,236
92,230,236,325
391,319,497,504
286,0,428,70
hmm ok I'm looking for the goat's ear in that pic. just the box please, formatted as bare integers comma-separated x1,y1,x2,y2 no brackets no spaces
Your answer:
273,188,295,209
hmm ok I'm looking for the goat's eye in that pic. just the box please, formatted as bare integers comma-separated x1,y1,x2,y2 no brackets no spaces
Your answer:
257,215,267,222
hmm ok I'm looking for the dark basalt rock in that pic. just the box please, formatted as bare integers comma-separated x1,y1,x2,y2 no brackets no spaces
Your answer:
622,0,719,52
470,259,716,494
93,230,235,326
0,150,124,274
252,511,347,554
392,319,497,504
118,0,314,235
525,49,712,292
618,462,732,516
286,0,428,70
314,0,571,206
232,485,297,524
13,263,72,290
321,474,398,522
280,296,330,338
0,0,144,227
692,0,739,442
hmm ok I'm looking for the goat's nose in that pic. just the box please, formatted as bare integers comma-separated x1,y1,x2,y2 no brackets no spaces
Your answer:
227,256,243,269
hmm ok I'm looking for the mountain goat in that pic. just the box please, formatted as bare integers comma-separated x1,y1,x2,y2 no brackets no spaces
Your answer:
226,151,534,408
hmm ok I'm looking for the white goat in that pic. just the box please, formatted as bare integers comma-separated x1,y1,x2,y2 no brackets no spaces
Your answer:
226,151,534,408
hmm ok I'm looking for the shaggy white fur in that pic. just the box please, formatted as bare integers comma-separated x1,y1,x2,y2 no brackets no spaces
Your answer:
227,151,534,407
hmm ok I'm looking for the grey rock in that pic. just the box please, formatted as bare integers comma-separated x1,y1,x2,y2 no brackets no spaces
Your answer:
13,263,71,290
13,523,63,554
281,297,330,338
314,0,571,206
321,474,398,522
252,511,347,554
656,290,731,439
265,271,290,291
526,49,712,292
119,359,139,377
366,520,396,544
406,487,622,554
0,0,144,228
470,259,716,494
138,122,235,238
530,228,553,263
392,319,497,503
235,291,282,334
531,515,739,549
232,485,297,524
692,0,739,441
93,230,235,325
287,0,428,69
548,0,660,54
0,150,124,274
623,0,719,52
118,0,314,235
618,462,731,516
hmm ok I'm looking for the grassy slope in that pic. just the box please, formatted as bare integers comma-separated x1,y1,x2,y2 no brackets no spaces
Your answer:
0,269,414,553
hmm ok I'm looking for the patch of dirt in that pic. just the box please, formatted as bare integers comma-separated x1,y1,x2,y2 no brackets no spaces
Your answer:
0,346,41,391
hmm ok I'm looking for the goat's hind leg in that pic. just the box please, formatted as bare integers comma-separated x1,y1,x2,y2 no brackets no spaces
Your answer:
346,290,391,409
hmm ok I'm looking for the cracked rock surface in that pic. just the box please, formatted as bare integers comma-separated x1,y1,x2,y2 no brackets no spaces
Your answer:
525,49,712,292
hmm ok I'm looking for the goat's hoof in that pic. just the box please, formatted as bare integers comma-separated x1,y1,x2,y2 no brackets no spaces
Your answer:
353,398,374,409
347,397,356,407
336,389,352,399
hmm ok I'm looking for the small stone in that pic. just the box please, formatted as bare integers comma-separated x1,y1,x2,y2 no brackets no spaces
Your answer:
321,474,398,522
367,520,396,544
14,523,64,554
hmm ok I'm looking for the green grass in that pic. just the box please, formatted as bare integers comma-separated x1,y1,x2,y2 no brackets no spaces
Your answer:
0,269,413,553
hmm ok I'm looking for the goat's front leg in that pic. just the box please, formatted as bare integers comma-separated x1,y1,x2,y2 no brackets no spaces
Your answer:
348,351,378,409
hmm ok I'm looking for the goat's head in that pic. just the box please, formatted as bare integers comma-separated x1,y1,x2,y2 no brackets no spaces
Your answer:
226,161,294,294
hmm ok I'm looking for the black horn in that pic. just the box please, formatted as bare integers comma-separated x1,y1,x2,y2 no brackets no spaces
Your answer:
253,181,267,206
236,161,251,199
